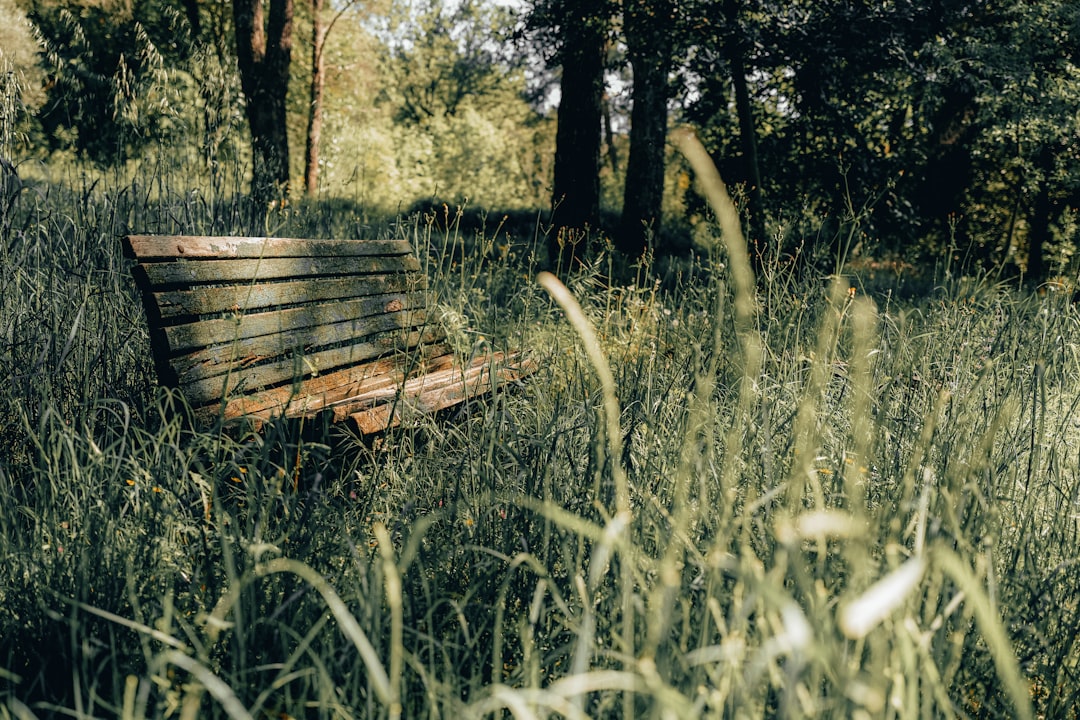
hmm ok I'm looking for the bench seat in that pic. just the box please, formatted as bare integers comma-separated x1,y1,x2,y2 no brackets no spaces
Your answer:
124,235,534,432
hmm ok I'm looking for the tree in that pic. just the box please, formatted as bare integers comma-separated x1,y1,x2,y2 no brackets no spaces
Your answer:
956,0,1080,278
234,0,295,205
303,0,363,196
303,0,326,196
616,0,676,258
25,0,195,164
362,0,550,210
681,0,796,262
377,0,524,125
534,0,611,272
721,0,764,251
681,0,970,263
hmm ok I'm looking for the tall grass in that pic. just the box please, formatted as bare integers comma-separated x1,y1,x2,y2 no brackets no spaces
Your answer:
4,101,1080,720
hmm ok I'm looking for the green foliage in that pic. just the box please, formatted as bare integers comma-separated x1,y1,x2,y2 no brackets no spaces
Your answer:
14,0,247,192
681,0,1080,276
923,0,1080,275
305,97,554,213
8,0,1080,278
294,0,555,213
23,0,202,164
0,0,45,111
375,0,527,124
312,0,556,212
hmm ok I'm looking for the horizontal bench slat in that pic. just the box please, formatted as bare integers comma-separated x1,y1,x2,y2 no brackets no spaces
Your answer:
170,308,432,380
348,352,537,433
151,274,425,318
180,328,446,406
140,255,421,287
125,235,414,260
195,342,457,424
162,292,428,352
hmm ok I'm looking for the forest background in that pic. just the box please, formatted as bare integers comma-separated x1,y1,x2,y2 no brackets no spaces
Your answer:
3,0,1079,279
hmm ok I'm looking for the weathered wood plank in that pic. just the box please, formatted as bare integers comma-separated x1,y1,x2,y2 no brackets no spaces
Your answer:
163,292,427,352
124,235,413,260
195,343,456,424
348,352,537,433
329,353,461,421
170,308,434,380
150,274,425,318
180,328,446,406
335,355,469,413
140,254,421,287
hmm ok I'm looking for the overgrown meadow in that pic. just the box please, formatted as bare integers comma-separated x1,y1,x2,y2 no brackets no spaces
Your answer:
4,132,1080,720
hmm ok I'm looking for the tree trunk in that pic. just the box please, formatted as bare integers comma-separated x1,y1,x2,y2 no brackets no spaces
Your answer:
549,0,607,273
234,0,295,207
725,0,764,253
603,93,619,176
617,0,674,258
915,84,976,258
1026,147,1055,280
729,53,764,244
305,0,325,197
180,0,202,39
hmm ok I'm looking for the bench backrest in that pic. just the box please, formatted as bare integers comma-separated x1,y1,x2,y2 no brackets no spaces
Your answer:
124,235,452,426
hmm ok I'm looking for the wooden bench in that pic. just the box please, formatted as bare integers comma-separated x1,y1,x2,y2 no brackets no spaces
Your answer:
123,235,535,433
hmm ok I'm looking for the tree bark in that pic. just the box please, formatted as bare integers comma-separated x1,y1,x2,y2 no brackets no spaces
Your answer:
549,0,608,273
602,93,619,176
729,50,764,246
304,0,326,196
617,0,675,258
725,0,764,254
234,0,295,207
913,84,977,264
180,0,202,39
1026,147,1055,280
